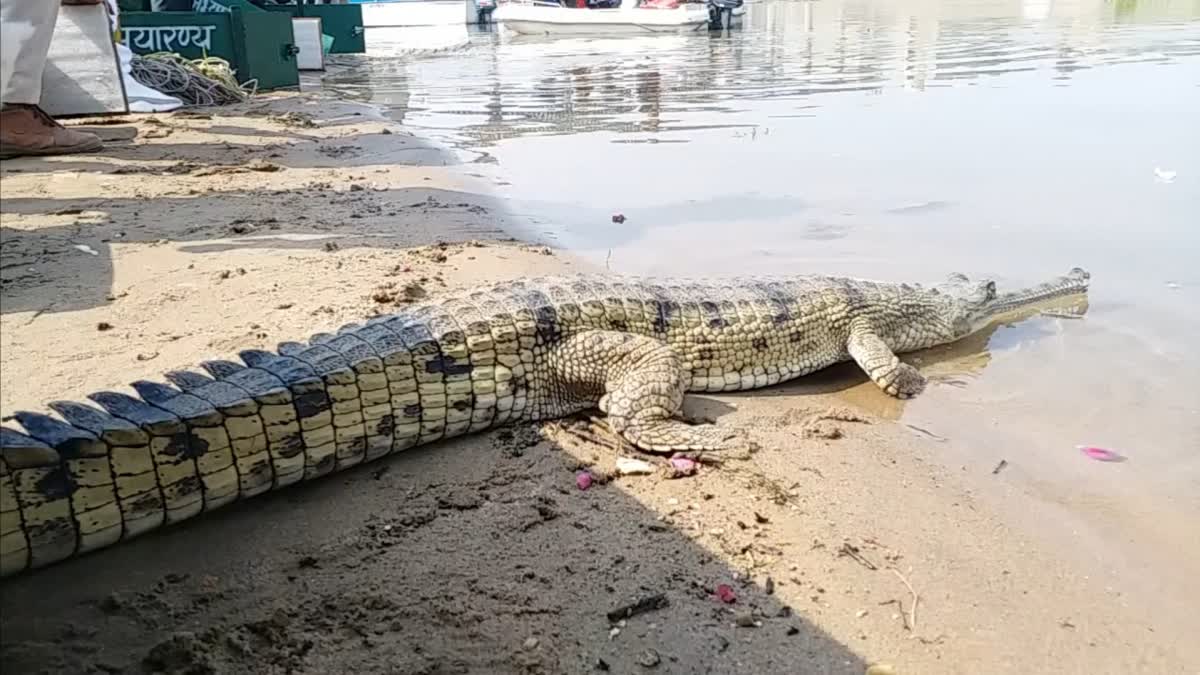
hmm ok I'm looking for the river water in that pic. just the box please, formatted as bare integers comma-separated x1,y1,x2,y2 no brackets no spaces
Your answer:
320,0,1200,624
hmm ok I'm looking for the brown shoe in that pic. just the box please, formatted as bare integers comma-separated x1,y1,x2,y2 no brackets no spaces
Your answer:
0,104,104,159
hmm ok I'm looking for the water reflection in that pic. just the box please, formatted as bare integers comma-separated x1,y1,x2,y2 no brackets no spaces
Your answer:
322,0,1199,152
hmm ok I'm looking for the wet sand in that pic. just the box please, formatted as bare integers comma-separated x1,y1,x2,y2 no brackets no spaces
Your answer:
0,95,1194,674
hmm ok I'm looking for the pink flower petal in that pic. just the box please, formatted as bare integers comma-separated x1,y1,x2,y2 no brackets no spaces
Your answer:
667,455,698,478
1078,446,1127,463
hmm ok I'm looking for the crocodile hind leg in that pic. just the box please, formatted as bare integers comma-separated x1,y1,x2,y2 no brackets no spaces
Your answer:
847,320,927,398
546,331,744,454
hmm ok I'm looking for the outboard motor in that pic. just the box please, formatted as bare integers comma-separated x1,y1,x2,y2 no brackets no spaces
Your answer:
708,0,741,29
466,0,497,25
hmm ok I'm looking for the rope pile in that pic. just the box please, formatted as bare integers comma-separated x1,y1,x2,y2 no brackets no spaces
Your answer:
129,53,258,107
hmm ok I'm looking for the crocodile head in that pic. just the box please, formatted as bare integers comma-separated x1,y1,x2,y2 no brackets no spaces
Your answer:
937,267,1092,340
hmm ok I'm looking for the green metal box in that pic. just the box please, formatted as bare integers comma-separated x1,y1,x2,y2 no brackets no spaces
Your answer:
263,4,367,54
119,8,300,90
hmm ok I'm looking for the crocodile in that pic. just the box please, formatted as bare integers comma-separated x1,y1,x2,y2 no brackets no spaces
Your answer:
0,267,1090,577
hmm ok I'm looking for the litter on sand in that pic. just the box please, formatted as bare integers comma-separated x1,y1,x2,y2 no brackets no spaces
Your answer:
1153,167,1177,183
666,455,698,478
715,584,737,604
615,457,655,476
575,471,594,490
1078,446,1127,463
72,244,99,256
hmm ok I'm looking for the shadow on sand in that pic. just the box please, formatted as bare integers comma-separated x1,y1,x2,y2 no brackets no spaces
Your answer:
0,420,871,674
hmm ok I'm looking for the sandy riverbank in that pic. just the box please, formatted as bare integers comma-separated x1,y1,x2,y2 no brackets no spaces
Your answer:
0,94,1189,675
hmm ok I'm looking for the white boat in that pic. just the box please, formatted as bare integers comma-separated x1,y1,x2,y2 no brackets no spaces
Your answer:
493,0,712,35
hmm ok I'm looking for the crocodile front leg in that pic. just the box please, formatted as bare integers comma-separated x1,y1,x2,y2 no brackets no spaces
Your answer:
547,331,744,454
847,320,927,399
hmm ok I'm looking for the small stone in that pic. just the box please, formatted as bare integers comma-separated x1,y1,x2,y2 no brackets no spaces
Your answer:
523,637,539,650
786,626,800,636
608,626,621,640
734,610,757,627
637,649,660,668
96,321,113,331
98,592,125,613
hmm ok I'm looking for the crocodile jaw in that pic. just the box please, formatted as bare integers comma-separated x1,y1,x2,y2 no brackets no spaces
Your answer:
964,267,1092,335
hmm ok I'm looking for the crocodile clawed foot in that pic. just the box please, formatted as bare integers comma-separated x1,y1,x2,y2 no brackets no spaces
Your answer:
882,362,927,399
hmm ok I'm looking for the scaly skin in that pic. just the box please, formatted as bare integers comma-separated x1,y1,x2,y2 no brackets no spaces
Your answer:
0,268,1090,577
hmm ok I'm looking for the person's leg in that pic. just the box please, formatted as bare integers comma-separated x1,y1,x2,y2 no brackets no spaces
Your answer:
0,0,103,159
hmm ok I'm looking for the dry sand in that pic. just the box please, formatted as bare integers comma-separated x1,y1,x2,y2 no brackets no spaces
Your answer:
0,95,1189,674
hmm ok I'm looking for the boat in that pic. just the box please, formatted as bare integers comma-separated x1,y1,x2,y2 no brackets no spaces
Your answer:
493,0,713,35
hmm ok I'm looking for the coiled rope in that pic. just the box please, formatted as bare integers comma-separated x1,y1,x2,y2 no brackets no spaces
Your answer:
129,53,259,107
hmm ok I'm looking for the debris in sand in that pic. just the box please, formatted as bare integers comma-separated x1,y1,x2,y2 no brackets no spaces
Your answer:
803,420,843,440
615,457,655,476
402,281,427,301
734,610,758,627
96,321,113,331
1078,445,1126,463
715,584,737,604
371,285,396,304
612,213,626,224
636,649,661,668
992,459,1009,474
576,471,594,491
904,423,947,442
666,455,698,478
323,241,340,253
890,568,919,630
523,637,539,650
1153,167,1176,183
866,664,897,675
837,543,879,571
72,244,99,256
606,594,668,623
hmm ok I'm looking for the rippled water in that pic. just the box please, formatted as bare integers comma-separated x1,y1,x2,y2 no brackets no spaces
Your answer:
321,0,1200,616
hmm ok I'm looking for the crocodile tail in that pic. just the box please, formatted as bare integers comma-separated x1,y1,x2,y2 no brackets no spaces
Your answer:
0,341,354,578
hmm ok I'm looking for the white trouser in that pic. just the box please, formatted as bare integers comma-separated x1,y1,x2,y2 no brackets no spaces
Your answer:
0,0,62,105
